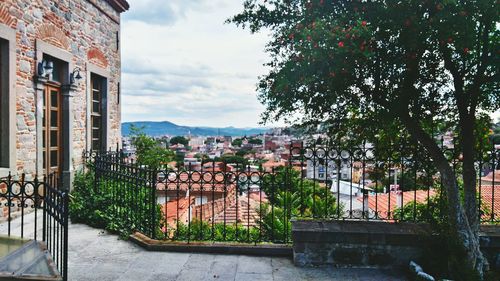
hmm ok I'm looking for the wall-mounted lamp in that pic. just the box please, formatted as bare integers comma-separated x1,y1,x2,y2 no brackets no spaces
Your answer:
37,60,54,78
70,67,83,85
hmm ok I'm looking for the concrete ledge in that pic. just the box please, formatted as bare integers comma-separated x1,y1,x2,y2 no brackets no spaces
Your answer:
292,220,500,269
292,220,430,247
130,232,292,257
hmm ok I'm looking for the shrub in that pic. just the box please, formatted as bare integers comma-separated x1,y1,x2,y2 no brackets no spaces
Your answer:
166,220,260,243
70,169,161,239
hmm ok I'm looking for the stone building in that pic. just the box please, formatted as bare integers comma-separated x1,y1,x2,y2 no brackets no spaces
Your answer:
0,0,129,189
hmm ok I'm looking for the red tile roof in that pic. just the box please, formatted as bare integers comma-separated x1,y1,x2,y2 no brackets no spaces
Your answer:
359,189,438,219
161,197,194,223
261,160,287,172
481,170,500,184
360,186,499,221
479,186,500,220
213,195,261,227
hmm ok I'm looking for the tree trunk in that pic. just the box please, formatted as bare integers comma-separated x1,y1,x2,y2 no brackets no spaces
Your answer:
438,161,488,280
399,113,488,279
460,117,479,235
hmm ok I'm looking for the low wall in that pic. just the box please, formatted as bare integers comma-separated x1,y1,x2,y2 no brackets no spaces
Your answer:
292,220,500,270
130,232,292,257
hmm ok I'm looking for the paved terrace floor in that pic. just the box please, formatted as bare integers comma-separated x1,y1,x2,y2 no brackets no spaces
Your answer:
68,223,406,281
1,213,406,280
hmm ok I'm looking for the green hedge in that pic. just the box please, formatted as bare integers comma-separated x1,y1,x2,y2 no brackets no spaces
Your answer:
70,170,161,238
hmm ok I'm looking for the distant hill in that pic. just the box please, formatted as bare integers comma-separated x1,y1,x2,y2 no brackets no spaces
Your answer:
122,121,270,137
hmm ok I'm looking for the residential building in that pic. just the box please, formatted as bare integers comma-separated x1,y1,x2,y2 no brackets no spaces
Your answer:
0,0,129,189
305,159,353,181
183,157,201,171
188,137,204,148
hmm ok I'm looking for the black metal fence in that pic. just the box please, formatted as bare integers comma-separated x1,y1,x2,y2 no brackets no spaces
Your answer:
0,173,69,280
93,152,157,238
87,140,499,244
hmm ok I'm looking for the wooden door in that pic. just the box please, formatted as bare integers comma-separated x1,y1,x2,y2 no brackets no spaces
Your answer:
42,85,62,176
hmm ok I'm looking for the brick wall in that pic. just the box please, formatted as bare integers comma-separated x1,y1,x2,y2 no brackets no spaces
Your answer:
0,0,124,176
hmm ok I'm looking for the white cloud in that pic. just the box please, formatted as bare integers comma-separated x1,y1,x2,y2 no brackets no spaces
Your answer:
121,0,278,128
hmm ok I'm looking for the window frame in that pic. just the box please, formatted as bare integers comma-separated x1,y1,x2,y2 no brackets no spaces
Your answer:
0,24,16,177
86,64,109,152
42,84,63,175
90,73,105,151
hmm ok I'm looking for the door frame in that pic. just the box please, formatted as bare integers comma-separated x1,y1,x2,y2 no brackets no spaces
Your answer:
35,40,75,190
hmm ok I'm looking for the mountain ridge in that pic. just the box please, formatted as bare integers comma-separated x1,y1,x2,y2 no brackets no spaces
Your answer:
122,121,270,137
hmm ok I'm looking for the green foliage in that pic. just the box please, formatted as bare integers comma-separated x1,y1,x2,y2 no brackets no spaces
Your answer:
393,195,446,224
129,125,174,169
259,168,343,241
166,220,261,243
230,3,498,277
490,121,500,145
263,168,342,216
69,170,109,229
368,168,435,192
175,151,185,166
236,148,256,158
155,168,342,244
229,0,499,137
70,169,161,239
393,196,496,280
259,204,290,242
170,136,189,146
214,155,249,167
248,138,263,145
232,138,243,147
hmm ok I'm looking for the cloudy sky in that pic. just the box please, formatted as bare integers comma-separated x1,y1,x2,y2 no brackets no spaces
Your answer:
121,0,273,128
120,1,500,128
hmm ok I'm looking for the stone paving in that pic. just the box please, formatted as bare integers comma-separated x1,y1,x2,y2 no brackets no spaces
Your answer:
68,223,407,281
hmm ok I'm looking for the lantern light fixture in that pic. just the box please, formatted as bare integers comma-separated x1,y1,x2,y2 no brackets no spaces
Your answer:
70,67,83,85
37,60,54,78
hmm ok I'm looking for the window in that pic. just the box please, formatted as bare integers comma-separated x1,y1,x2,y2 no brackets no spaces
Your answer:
0,38,9,168
91,73,107,151
195,196,208,206
43,54,65,83
0,26,16,175
116,31,120,51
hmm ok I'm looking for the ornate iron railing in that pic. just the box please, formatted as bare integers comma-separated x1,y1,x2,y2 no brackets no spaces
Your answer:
86,140,499,244
93,152,157,239
0,173,69,280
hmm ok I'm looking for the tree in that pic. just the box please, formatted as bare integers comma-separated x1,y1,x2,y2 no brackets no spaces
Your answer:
230,0,498,279
491,121,500,144
216,155,249,167
248,138,263,145
170,136,189,146
232,138,243,147
260,168,342,241
130,125,174,169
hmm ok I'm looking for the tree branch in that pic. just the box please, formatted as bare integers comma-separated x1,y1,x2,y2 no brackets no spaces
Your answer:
469,21,492,115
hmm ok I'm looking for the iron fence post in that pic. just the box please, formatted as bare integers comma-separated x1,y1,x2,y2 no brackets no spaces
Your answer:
62,190,69,281
151,169,157,240
42,175,47,242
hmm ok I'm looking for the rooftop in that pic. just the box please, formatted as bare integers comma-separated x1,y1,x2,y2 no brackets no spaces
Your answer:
106,0,130,13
